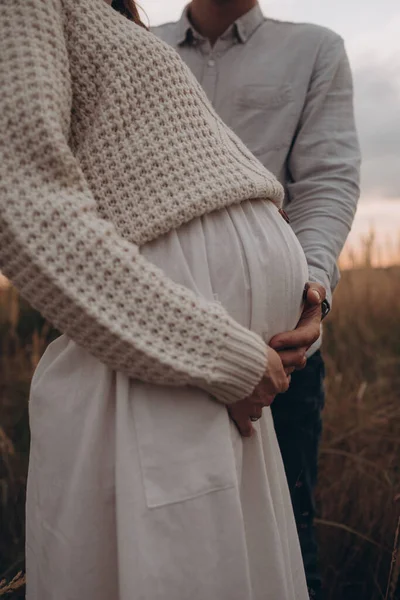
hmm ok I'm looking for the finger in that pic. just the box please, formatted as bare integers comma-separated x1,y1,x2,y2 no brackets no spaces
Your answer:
306,282,326,306
228,406,256,437
256,393,276,407
250,386,276,407
260,372,290,398
270,325,320,351
307,288,321,305
250,404,263,419
279,348,307,369
284,366,296,375
282,376,290,394
264,394,275,406
269,330,296,350
296,360,307,371
236,419,254,438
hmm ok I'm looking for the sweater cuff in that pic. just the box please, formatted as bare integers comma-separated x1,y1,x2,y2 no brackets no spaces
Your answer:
201,318,267,405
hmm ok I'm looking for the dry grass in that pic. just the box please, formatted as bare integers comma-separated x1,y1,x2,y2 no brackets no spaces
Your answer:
0,263,399,599
0,573,26,598
317,265,400,600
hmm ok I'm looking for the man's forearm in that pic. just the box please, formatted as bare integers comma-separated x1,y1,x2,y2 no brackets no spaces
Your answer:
287,178,359,306
285,33,361,304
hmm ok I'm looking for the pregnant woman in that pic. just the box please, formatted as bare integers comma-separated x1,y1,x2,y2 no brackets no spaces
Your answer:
0,1,309,598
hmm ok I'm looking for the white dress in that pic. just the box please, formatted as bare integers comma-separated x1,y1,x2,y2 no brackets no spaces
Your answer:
26,199,309,600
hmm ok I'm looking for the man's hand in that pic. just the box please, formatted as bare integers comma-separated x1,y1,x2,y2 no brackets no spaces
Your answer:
228,347,290,437
269,282,326,371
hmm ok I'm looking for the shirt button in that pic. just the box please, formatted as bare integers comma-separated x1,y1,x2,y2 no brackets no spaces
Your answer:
207,59,216,67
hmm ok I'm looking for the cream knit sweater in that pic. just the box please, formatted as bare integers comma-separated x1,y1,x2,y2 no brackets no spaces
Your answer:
0,0,284,404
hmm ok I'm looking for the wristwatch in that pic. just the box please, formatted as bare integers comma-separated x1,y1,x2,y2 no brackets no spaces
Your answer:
321,298,330,321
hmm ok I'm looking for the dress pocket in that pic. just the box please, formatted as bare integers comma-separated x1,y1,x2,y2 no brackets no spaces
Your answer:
233,84,296,156
130,381,237,509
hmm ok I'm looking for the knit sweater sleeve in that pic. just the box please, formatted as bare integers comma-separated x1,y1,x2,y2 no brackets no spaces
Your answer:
0,0,268,405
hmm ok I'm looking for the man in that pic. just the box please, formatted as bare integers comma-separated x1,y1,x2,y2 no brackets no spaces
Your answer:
153,2,360,598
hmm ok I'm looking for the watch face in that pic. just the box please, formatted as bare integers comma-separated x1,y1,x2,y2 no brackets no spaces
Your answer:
321,299,330,320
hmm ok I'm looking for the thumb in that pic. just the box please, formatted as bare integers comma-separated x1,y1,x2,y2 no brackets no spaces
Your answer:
308,288,321,304
304,282,325,306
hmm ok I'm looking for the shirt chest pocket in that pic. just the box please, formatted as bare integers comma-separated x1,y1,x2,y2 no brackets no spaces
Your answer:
232,84,296,158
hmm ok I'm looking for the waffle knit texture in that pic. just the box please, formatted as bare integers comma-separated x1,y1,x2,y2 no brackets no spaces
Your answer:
0,0,284,404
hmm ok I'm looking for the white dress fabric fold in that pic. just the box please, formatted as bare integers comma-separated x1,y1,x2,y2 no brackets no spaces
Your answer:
27,199,309,600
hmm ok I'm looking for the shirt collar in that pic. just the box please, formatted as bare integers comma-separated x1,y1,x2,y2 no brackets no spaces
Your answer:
177,3,264,47
235,3,265,43
176,6,198,46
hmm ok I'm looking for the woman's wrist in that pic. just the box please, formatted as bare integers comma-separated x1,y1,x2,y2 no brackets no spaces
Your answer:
200,318,267,405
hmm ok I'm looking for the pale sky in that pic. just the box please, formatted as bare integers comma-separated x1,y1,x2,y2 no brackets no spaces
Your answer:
140,0,400,265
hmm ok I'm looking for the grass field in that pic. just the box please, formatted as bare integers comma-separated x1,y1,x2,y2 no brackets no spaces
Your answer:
0,264,399,599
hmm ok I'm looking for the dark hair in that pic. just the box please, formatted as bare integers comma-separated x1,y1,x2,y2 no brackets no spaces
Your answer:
111,0,147,28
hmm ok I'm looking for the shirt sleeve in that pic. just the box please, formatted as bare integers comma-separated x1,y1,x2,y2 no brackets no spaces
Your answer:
286,32,361,305
0,0,268,405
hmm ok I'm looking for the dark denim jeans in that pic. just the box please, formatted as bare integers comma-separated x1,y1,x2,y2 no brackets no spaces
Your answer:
271,350,325,600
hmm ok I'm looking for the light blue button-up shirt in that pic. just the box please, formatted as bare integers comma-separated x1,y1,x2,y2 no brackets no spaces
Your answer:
153,4,361,308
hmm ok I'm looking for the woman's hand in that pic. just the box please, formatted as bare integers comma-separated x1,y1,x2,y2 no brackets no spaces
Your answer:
228,347,290,437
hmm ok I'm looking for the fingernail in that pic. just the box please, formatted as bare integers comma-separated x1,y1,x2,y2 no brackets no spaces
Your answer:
311,290,321,302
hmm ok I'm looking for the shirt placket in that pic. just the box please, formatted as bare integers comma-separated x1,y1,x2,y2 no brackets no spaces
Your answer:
195,37,236,107
196,41,218,105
